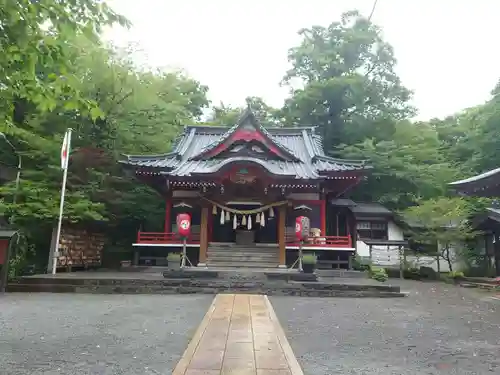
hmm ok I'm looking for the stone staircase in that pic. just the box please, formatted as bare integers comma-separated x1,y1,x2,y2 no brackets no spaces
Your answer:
316,269,367,279
206,243,279,268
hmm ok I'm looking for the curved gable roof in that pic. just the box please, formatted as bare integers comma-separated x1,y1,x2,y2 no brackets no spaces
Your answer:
120,110,369,179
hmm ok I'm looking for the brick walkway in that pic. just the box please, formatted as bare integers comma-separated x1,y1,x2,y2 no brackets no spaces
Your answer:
172,294,303,375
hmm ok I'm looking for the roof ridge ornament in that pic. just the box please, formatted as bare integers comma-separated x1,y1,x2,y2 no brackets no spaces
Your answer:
245,97,252,110
187,106,300,162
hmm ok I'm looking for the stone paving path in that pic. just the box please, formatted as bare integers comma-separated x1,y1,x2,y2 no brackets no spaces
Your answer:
172,294,303,375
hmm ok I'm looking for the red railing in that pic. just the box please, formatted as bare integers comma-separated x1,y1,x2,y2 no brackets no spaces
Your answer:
286,235,352,248
136,232,351,248
136,232,200,245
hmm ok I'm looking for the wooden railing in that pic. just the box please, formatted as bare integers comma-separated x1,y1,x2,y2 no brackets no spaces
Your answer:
137,231,351,248
286,235,352,248
136,232,200,245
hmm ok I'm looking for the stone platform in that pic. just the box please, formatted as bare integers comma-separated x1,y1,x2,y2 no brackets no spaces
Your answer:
7,269,406,297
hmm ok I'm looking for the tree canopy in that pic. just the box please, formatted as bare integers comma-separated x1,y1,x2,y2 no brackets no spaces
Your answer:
0,5,498,273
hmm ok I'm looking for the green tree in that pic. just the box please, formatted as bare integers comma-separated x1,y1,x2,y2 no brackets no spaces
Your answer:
0,0,128,126
403,197,479,271
0,36,210,272
281,10,414,152
342,120,459,208
431,80,500,176
206,97,280,127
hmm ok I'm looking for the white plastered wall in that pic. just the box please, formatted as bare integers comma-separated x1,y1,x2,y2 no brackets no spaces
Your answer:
357,220,463,272
356,219,404,258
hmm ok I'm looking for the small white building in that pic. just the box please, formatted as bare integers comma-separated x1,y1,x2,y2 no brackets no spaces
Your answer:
345,201,461,272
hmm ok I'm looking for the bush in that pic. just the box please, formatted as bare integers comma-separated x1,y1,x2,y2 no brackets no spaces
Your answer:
370,267,388,282
404,267,421,280
384,267,401,278
463,266,497,278
167,252,181,264
302,254,317,264
419,266,438,280
384,266,441,280
352,255,371,271
384,267,420,279
447,270,464,279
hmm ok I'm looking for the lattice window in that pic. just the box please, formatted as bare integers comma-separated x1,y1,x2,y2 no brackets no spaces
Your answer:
356,221,388,240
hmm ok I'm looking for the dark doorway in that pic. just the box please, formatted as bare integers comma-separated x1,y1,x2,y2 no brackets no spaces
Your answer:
211,204,278,244
327,205,350,236
255,214,277,243
212,219,235,243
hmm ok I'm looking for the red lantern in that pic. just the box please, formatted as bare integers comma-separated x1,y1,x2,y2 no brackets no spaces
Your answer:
295,216,310,241
176,213,191,239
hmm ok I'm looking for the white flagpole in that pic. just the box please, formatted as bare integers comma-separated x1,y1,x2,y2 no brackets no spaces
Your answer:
52,128,72,275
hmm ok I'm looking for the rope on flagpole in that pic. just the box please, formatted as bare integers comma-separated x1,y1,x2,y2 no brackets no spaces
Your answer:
368,0,379,21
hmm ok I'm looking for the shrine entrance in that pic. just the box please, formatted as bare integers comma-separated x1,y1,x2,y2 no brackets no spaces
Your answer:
211,203,278,245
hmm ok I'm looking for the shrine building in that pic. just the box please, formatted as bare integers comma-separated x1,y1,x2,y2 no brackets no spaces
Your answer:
450,168,500,275
120,108,372,268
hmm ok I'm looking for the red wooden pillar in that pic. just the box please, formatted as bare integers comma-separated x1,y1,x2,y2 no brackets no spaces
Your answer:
164,199,171,233
199,206,209,266
278,205,286,267
207,205,213,242
320,197,326,235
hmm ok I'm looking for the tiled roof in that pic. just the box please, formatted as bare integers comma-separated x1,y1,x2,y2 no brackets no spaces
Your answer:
449,167,500,186
194,109,298,161
121,113,369,180
350,203,393,216
486,207,500,223
449,168,500,197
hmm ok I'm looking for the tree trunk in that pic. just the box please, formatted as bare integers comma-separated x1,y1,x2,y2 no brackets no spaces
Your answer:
494,234,500,277
443,246,453,272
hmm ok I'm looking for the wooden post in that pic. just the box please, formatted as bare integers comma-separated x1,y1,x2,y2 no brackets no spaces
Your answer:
321,198,326,235
484,235,490,274
198,206,209,267
399,245,404,279
164,199,172,233
278,205,286,268
494,233,500,276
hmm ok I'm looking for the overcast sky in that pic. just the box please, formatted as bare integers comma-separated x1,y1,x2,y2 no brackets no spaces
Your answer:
104,0,500,120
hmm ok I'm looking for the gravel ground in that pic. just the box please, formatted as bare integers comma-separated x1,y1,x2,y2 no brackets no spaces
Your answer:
0,293,213,375
270,280,500,375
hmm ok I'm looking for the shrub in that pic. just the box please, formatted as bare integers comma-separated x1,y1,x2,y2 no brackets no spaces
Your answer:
404,267,421,280
463,266,497,278
384,267,438,280
419,266,438,280
302,254,317,264
370,267,388,282
447,270,464,279
167,252,181,265
384,267,401,278
352,254,371,271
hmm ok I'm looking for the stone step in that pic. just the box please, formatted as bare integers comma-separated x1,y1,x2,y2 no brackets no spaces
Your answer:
208,247,278,253
207,244,279,269
208,247,277,251
207,252,278,259
207,258,278,265
206,261,278,268
460,282,498,290
316,270,367,279
208,251,277,257
7,281,406,297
